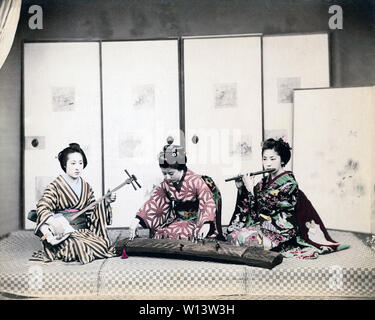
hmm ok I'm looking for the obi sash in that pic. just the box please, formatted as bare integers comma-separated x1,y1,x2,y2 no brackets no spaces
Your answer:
173,199,199,220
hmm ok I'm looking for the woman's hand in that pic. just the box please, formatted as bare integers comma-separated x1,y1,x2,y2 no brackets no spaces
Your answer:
235,176,244,189
129,217,140,240
242,174,255,195
197,223,211,239
234,174,254,195
105,189,116,204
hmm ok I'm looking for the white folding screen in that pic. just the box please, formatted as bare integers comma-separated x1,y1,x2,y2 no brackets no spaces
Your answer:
101,40,180,227
263,33,330,169
183,36,263,225
23,34,341,232
23,42,103,229
293,86,375,233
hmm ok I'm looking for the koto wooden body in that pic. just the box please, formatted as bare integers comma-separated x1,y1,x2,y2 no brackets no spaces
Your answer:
115,237,283,269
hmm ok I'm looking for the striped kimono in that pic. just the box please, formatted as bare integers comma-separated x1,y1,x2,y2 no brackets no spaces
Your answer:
34,175,117,264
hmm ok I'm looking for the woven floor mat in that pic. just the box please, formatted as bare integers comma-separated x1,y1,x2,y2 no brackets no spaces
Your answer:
0,229,374,299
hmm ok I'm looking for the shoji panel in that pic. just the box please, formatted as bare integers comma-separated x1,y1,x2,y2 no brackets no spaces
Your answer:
102,40,180,227
183,36,263,225
293,86,375,233
24,42,102,229
263,33,330,169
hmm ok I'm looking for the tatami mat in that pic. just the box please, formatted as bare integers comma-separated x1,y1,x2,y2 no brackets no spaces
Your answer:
0,229,374,299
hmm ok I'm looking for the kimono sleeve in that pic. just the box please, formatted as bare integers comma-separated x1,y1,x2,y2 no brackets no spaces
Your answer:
274,180,299,214
195,178,217,229
35,182,59,235
227,184,259,232
268,179,299,235
135,184,172,230
85,186,113,244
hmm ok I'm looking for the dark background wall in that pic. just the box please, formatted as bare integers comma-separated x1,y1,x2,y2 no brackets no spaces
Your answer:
0,0,374,236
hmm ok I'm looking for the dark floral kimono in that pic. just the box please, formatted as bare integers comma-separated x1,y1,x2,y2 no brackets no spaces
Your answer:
227,171,349,258
227,171,299,250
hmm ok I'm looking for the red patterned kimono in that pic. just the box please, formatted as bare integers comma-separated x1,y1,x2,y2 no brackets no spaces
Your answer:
136,169,219,240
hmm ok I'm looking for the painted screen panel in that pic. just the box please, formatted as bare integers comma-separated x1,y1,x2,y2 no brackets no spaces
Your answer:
263,33,330,169
102,40,180,227
184,36,263,225
293,86,375,233
24,42,102,229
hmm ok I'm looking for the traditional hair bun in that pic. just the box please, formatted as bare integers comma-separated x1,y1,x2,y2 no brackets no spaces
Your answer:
58,142,87,172
277,137,292,150
69,143,81,151
158,137,187,170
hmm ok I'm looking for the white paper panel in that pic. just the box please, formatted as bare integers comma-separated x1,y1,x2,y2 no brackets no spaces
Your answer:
184,36,263,225
293,86,375,233
102,40,180,227
24,42,102,229
263,33,330,169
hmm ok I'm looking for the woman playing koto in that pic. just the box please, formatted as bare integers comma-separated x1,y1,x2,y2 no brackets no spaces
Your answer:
129,139,224,241
34,143,130,264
